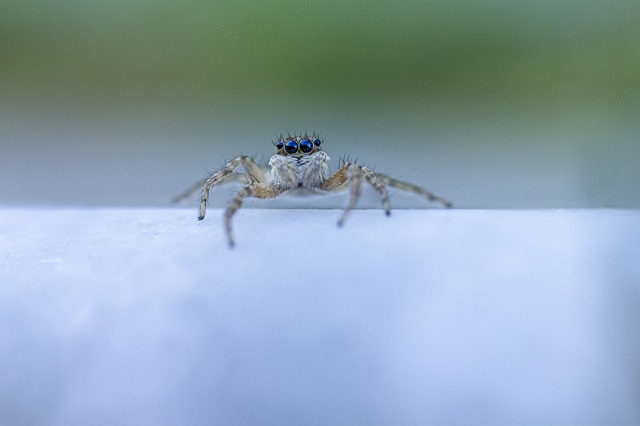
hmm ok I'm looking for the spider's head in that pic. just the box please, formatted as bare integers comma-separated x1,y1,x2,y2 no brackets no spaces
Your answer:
273,133,323,157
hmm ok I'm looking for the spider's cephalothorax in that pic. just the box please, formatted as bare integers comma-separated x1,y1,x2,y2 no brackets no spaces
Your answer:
269,133,329,190
174,132,452,248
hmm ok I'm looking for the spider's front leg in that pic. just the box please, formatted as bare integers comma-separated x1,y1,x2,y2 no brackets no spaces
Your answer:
224,182,284,248
321,163,390,227
198,156,266,220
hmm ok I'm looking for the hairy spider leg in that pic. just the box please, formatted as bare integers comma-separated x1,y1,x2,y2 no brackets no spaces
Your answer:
375,173,453,208
224,183,284,248
361,167,391,216
172,177,208,204
198,156,267,220
337,163,363,227
321,163,391,227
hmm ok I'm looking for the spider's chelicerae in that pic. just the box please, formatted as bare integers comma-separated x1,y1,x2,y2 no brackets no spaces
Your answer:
175,132,452,247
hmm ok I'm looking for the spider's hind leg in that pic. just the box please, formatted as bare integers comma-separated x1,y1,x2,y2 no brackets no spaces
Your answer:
376,173,452,208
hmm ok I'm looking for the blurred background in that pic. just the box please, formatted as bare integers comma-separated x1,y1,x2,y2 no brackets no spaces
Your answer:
1,0,639,208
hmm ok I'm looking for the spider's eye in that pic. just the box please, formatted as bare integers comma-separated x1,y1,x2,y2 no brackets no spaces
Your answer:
285,140,298,154
276,141,284,149
299,139,313,153
313,138,322,147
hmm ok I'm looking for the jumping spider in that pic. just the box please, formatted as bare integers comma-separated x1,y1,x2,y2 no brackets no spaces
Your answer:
174,132,452,247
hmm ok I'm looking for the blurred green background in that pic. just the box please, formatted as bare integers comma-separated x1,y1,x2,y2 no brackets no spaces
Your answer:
1,0,639,208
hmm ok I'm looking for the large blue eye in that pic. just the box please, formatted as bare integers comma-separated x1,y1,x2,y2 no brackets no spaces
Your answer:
299,139,313,153
276,141,284,149
285,140,298,154
313,138,322,147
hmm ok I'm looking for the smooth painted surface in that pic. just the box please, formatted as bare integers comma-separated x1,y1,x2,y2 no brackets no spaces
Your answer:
1,208,639,425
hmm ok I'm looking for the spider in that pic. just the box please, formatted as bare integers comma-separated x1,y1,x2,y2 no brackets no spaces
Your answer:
174,132,452,247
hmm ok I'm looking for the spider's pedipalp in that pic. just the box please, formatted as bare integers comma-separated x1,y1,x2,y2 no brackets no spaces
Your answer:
301,151,330,187
268,155,298,188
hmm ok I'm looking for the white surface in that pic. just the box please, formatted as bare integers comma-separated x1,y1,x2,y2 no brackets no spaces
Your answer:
1,208,639,425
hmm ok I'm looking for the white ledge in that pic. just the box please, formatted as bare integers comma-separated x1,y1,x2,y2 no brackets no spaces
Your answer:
1,208,639,425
